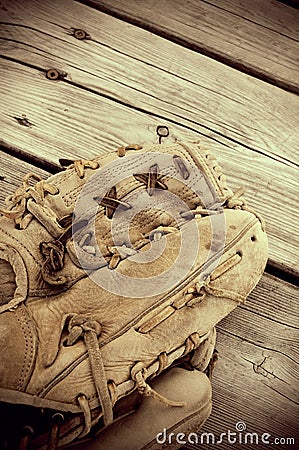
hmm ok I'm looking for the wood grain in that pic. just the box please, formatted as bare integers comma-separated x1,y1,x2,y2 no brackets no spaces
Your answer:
187,275,299,449
0,0,299,164
79,0,299,94
0,60,298,275
195,331,298,449
239,275,298,328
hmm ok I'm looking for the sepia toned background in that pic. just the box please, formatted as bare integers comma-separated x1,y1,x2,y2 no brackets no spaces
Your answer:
0,0,298,448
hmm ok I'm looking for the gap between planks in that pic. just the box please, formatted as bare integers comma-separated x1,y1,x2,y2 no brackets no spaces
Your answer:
76,0,299,95
278,0,299,8
0,0,298,165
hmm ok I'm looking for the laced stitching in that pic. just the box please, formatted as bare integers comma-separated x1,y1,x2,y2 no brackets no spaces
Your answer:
60,159,99,179
94,186,132,220
65,315,113,428
224,187,265,230
131,330,212,408
69,160,99,179
0,173,59,229
133,163,167,196
131,363,185,407
181,187,265,231
117,144,143,157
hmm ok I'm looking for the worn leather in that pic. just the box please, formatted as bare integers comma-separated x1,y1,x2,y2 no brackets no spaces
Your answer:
69,367,212,450
0,141,268,448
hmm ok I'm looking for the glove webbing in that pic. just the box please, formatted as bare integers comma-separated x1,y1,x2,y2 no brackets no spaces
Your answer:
0,173,59,229
0,160,100,231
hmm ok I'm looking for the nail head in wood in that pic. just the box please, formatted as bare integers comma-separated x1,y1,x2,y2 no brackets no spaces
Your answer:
156,126,169,137
73,29,90,40
46,69,67,81
156,125,169,143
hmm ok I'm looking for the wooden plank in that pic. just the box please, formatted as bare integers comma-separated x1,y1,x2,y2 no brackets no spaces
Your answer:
186,275,299,449
220,302,298,363
194,332,298,449
240,275,298,328
0,60,298,275
279,0,299,9
79,0,299,94
211,0,298,39
0,0,299,164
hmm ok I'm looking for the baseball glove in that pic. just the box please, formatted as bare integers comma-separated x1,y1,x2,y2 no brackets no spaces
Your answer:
0,141,268,449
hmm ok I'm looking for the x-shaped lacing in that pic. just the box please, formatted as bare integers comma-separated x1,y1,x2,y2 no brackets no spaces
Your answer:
133,163,167,196
94,186,132,219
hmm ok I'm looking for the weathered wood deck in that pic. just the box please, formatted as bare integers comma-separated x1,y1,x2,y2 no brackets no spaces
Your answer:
0,0,298,448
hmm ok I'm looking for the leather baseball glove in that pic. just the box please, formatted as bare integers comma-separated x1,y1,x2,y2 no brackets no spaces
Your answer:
0,141,268,449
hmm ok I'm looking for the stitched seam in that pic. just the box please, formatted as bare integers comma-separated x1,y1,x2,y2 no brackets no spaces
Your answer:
60,154,109,201
178,142,224,195
16,306,33,390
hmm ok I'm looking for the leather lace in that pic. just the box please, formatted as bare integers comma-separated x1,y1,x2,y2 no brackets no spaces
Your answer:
0,173,59,229
117,144,143,157
64,315,113,430
131,363,185,407
182,187,265,231
130,329,214,409
60,159,99,179
224,187,265,230
0,159,100,230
